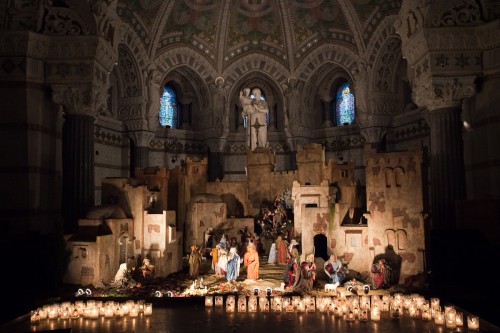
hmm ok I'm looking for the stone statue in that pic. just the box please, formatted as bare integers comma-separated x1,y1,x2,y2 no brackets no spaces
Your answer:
284,77,300,129
211,77,229,136
239,87,269,151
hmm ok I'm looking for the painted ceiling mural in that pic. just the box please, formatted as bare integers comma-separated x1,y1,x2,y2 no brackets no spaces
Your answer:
115,0,403,68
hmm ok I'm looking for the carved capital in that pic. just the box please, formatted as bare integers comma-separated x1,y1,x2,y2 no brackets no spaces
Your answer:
128,130,155,147
412,76,476,110
359,127,388,145
51,85,98,117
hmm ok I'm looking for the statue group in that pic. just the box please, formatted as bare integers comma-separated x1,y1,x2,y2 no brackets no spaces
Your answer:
239,87,269,151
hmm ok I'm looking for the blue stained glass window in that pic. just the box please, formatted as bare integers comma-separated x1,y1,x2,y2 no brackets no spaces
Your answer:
335,82,355,125
159,86,177,128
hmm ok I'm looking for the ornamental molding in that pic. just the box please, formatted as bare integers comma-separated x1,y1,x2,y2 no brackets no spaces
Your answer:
360,127,388,145
0,31,50,59
427,0,482,28
412,76,476,110
118,98,144,121
45,36,117,73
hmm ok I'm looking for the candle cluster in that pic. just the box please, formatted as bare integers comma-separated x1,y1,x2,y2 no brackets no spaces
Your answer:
205,292,479,329
30,300,153,324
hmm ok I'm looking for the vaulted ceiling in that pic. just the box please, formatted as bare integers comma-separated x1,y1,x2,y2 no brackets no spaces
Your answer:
118,0,402,72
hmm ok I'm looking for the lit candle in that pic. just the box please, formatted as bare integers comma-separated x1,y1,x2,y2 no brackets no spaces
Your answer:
215,296,224,307
129,306,139,317
430,297,440,309
360,310,369,321
248,296,257,312
434,311,444,325
30,310,40,324
104,307,114,318
60,308,70,320
467,315,479,330
371,306,381,321
455,311,463,326
346,310,355,321
205,296,213,307
48,307,58,320
445,307,456,328
238,297,247,312
144,303,153,316
38,308,47,320
259,297,268,312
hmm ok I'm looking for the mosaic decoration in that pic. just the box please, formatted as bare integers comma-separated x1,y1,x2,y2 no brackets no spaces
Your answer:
335,82,355,125
291,0,339,45
162,0,219,48
119,0,163,31
159,86,178,128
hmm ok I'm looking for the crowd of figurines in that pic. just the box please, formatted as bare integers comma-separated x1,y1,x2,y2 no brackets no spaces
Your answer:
30,300,153,324
204,293,480,330
189,192,391,293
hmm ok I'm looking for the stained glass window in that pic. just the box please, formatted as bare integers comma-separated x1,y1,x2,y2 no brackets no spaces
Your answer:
159,85,178,128
335,82,355,125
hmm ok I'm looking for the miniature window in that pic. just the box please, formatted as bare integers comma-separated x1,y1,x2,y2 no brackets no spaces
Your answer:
159,85,178,128
334,82,355,126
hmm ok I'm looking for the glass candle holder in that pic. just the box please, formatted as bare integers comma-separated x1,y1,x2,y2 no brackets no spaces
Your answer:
215,296,224,307
205,296,213,307
238,296,247,312
259,297,269,312
434,311,444,325
30,310,40,324
371,306,381,321
467,315,479,330
248,296,257,312
144,303,153,316
445,307,456,328
455,311,463,327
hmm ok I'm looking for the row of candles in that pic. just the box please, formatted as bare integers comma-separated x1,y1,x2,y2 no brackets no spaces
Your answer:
30,300,153,324
205,293,479,330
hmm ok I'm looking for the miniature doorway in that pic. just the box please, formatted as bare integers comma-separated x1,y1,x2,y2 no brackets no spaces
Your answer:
119,234,129,264
314,234,328,260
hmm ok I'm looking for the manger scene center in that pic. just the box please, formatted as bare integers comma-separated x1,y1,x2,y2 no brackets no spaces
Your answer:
64,142,426,297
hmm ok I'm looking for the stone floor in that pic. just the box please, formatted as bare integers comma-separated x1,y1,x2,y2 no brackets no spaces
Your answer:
1,258,500,333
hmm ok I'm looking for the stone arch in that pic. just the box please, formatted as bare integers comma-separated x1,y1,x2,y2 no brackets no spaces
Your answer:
384,229,396,248
370,36,402,93
364,16,400,64
116,44,143,99
384,167,394,187
155,46,217,84
229,70,286,133
395,229,407,250
118,231,133,265
394,167,405,187
222,54,290,89
295,45,359,84
120,22,152,73
314,233,329,261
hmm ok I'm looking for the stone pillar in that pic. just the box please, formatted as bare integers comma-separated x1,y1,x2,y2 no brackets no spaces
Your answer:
62,113,95,234
425,107,466,229
413,77,476,229
52,85,102,233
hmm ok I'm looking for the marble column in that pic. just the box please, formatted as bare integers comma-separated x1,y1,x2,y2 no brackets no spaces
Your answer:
425,107,466,229
413,77,476,229
62,113,95,233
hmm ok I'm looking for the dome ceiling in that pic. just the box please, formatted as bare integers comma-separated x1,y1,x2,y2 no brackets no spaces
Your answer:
118,0,402,71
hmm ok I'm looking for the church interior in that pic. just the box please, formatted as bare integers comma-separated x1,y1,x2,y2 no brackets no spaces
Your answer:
1,0,499,331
